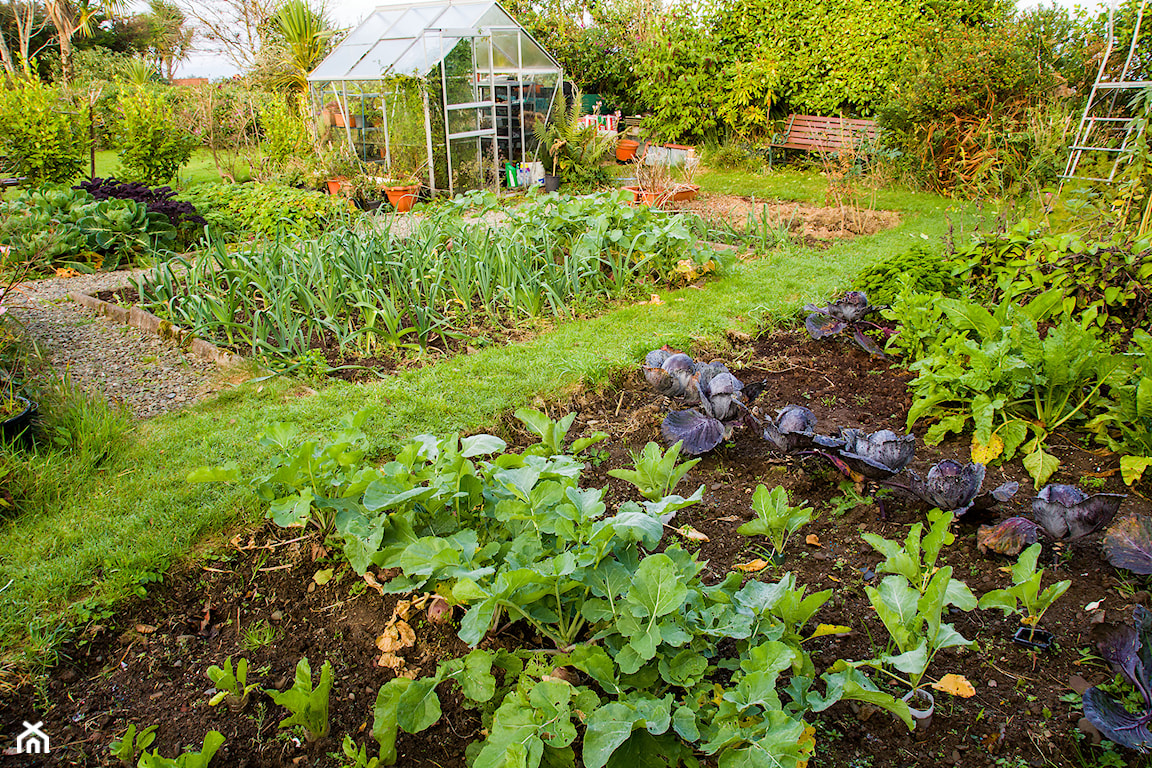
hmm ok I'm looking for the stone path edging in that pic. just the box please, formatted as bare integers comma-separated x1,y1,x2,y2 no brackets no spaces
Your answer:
68,292,244,368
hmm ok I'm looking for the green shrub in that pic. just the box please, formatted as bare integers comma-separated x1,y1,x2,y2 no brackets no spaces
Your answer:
179,183,356,240
876,25,1061,196
854,243,958,306
115,86,198,185
259,94,311,167
0,80,87,186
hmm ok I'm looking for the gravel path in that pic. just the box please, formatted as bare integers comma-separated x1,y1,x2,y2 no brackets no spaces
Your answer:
5,268,225,419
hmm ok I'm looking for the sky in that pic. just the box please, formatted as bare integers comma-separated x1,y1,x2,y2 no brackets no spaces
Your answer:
170,0,1113,80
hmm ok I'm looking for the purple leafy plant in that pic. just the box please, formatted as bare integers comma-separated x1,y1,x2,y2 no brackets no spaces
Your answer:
803,290,889,356
1103,514,1152,575
907,460,1018,517
761,405,819,454
977,483,1127,557
1083,607,1152,753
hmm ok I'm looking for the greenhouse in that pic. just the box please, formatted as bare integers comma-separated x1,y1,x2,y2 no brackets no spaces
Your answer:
307,0,565,195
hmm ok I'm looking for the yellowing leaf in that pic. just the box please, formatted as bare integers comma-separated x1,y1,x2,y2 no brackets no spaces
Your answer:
796,725,816,768
805,534,821,547
806,624,851,641
312,568,334,585
1121,455,1152,486
678,525,709,542
375,620,416,653
971,433,1004,464
733,559,769,573
932,674,976,698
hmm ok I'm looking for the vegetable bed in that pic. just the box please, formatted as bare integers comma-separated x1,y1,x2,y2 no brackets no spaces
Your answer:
2,329,1145,768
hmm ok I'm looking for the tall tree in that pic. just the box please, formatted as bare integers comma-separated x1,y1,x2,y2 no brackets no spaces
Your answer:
45,0,126,83
0,0,52,79
145,0,191,79
176,0,275,70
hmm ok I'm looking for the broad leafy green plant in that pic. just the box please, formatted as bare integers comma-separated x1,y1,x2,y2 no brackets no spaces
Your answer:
136,731,224,768
607,440,700,501
109,723,157,766
514,407,608,457
906,292,1121,487
861,566,974,692
737,484,813,557
206,656,259,710
862,507,977,607
268,657,334,743
201,418,912,767
977,542,1071,636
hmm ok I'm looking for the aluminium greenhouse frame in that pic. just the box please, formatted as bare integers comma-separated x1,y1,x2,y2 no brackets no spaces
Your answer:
306,0,565,196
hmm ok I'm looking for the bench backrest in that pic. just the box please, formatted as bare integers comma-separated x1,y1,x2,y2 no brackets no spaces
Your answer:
779,115,879,152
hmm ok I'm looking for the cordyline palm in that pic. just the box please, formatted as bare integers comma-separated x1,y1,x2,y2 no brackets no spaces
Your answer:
259,0,333,93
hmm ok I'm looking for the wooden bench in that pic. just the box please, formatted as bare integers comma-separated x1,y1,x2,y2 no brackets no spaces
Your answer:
768,115,879,167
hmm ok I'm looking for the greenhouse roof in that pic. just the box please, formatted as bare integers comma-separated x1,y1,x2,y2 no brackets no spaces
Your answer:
307,0,561,82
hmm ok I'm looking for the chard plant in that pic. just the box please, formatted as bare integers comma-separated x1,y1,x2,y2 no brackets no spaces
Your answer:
737,484,813,557
607,439,701,501
977,542,1071,639
136,731,224,768
905,290,1124,487
109,723,157,766
206,656,259,710
268,657,334,743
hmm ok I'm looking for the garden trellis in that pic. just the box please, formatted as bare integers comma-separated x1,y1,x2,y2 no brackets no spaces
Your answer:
307,0,564,195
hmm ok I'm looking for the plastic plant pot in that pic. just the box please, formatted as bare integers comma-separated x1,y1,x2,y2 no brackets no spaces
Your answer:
1012,625,1054,651
543,175,561,193
1,395,36,442
902,688,934,731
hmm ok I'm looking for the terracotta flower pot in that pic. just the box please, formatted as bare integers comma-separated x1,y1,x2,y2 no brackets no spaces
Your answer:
325,178,350,196
616,138,640,162
384,184,419,213
623,185,666,206
672,184,700,202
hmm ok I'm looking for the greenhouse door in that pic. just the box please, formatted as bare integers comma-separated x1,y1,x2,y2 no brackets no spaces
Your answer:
440,34,499,195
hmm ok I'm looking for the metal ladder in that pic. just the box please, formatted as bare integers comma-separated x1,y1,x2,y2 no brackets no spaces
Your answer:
1061,0,1151,186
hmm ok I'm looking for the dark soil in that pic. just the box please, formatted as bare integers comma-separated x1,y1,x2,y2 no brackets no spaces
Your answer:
3,330,1149,767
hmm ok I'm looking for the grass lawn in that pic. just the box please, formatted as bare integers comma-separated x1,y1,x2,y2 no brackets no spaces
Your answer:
0,170,973,670
86,148,253,187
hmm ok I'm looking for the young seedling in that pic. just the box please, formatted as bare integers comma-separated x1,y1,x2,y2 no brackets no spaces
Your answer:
514,407,608,457
737,484,813,558
109,723,157,766
206,656,260,711
978,542,1071,642
607,440,701,501
862,507,976,607
136,730,225,768
340,735,381,768
268,657,334,743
